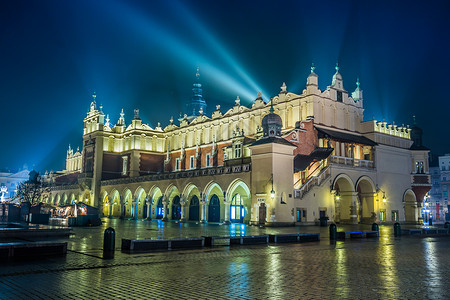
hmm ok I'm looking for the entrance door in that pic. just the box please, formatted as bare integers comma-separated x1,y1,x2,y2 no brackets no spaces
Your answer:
230,194,244,223
208,195,220,222
189,195,200,221
296,208,307,222
172,196,181,220
259,203,266,224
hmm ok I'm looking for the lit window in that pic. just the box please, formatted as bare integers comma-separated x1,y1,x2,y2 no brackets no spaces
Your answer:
122,156,128,175
234,143,242,158
206,153,211,167
190,156,195,169
415,161,424,174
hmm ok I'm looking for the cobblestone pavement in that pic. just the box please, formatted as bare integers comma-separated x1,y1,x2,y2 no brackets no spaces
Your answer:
0,220,449,299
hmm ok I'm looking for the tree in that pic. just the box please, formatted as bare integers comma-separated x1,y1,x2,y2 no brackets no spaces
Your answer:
15,170,50,204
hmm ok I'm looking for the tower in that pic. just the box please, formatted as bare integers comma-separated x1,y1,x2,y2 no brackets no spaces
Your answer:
186,67,207,120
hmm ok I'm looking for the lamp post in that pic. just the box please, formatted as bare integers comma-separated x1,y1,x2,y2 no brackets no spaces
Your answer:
270,173,275,200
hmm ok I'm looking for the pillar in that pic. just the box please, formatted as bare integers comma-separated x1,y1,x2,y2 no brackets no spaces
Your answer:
200,198,206,223
109,203,113,218
162,198,169,221
180,197,187,222
223,193,231,224
146,197,152,220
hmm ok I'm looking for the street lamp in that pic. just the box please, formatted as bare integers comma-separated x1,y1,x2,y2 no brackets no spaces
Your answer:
270,173,275,199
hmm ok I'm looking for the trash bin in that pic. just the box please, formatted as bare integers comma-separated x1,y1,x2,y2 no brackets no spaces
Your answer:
103,227,115,259
329,223,337,240
394,222,401,237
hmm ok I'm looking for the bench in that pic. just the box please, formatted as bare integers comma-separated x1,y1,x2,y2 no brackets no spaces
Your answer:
269,233,320,243
337,231,379,240
122,237,205,252
204,235,269,246
0,242,67,259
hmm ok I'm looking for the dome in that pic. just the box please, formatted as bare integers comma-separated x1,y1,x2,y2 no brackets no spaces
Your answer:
262,106,282,137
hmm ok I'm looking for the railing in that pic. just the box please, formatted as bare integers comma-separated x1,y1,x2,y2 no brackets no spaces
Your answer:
101,164,251,186
294,166,331,199
330,155,374,169
411,174,431,186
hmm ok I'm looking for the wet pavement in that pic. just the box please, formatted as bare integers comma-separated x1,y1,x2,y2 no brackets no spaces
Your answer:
1,219,449,299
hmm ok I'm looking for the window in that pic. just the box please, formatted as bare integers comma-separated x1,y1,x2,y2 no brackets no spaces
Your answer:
380,210,386,222
175,158,180,171
415,161,424,174
392,210,399,222
206,153,211,167
337,91,343,102
122,156,128,175
234,143,242,158
443,191,448,197
190,156,195,169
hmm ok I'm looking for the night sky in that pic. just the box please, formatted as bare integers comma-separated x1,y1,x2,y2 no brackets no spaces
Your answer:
1,0,449,172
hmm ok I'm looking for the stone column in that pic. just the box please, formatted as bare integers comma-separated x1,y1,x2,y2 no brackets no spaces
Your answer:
146,197,152,220
350,192,359,224
200,193,207,223
162,198,169,221
223,193,231,224
109,203,113,218
180,197,187,222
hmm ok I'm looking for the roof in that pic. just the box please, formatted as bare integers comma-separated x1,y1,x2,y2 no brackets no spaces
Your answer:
250,136,297,147
316,127,377,146
294,147,334,172
410,144,430,151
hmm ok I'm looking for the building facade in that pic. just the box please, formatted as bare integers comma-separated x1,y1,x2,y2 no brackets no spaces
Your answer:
42,66,431,225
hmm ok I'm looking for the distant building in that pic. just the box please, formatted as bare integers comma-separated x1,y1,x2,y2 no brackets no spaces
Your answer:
42,65,431,225
0,168,29,201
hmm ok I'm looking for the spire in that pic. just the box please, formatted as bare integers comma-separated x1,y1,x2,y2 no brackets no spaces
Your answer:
352,77,363,102
311,63,316,73
187,66,206,118
235,96,240,106
335,62,339,73
118,108,125,126
89,92,97,112
307,63,319,86
105,114,110,127
331,62,344,90
413,115,416,125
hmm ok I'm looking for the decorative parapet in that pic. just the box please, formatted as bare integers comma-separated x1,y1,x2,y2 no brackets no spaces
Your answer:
101,164,251,186
330,155,375,169
362,120,411,139
411,174,431,186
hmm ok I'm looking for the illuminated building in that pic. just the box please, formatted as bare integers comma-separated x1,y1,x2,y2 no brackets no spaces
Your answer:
0,168,29,201
42,65,431,225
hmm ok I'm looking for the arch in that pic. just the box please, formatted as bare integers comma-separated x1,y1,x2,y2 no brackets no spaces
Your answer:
226,179,251,224
189,195,200,221
332,173,355,224
62,193,68,206
147,186,163,220
403,189,417,223
203,181,224,204
171,195,181,220
69,193,76,205
56,194,61,206
110,190,121,217
355,176,376,224
208,194,221,222
122,189,133,218
101,191,109,217
81,190,91,205
134,187,147,219
155,195,164,219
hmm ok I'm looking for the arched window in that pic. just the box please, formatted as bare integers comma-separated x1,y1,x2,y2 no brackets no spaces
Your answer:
230,194,245,223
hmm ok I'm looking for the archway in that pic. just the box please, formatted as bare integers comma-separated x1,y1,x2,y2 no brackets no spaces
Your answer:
56,194,61,206
189,195,200,221
208,194,220,222
134,187,147,219
123,189,133,218
204,181,225,222
102,192,109,217
171,195,181,220
62,194,68,206
355,177,376,224
404,190,417,223
226,179,251,224
110,190,121,217
333,174,355,224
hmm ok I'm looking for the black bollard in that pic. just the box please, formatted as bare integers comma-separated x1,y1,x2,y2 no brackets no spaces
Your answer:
394,222,401,237
103,227,115,259
445,222,450,230
329,223,337,240
372,223,379,233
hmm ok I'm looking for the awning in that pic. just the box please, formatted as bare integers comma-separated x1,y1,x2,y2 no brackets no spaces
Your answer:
316,127,377,146
294,147,334,172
